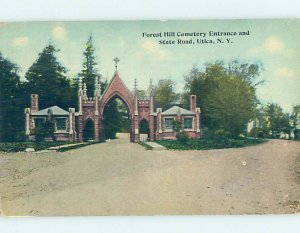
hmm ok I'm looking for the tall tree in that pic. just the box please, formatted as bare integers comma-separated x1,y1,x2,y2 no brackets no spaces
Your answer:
0,53,25,141
80,36,101,97
205,74,257,138
184,60,262,129
25,44,72,110
155,79,180,111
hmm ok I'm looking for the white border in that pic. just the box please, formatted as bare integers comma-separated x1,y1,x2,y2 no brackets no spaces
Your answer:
0,0,299,233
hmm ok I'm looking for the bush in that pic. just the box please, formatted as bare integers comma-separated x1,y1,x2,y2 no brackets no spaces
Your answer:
176,131,189,145
157,138,266,150
33,119,55,142
0,141,69,152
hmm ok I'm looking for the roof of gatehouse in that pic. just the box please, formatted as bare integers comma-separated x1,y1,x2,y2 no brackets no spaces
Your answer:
162,106,195,115
31,106,69,116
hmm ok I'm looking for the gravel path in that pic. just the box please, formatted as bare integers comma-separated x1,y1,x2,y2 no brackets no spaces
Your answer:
0,134,299,216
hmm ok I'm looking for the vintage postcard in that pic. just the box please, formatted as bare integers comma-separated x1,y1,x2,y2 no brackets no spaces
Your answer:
0,19,299,216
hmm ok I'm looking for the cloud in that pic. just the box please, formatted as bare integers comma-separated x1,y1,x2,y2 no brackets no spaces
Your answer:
274,67,295,78
141,40,170,59
12,36,29,46
264,36,284,53
52,26,67,40
247,36,293,56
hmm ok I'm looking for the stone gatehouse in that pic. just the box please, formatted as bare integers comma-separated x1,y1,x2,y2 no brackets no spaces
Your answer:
25,68,201,142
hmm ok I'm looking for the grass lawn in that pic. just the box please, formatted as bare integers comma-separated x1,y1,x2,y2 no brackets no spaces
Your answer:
0,141,76,152
157,138,266,150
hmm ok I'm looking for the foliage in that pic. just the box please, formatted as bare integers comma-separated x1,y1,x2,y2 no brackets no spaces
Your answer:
183,60,262,136
291,105,300,140
138,141,153,150
25,44,73,110
155,79,180,111
0,141,68,152
0,53,26,142
139,119,149,134
205,74,257,138
172,120,189,144
57,141,99,152
33,119,55,142
157,138,266,150
103,99,122,139
265,103,292,138
79,36,101,98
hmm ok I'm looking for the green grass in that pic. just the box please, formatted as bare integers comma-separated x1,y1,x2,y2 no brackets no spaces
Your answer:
57,142,100,152
138,141,153,150
0,141,71,152
156,138,266,150
0,141,102,153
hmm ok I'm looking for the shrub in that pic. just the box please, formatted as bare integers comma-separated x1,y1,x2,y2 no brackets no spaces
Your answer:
157,138,266,150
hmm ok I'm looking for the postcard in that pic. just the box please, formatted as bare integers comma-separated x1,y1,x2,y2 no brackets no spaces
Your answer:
0,19,299,216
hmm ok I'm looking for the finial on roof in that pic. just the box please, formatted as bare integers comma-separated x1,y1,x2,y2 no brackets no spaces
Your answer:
113,57,120,72
78,76,83,96
83,83,87,100
94,76,101,97
134,78,138,90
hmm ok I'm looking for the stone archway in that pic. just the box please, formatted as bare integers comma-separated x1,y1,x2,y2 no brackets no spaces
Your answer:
101,94,132,141
99,72,136,142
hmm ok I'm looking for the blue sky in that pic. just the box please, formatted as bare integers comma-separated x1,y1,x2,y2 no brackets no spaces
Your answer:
0,19,299,112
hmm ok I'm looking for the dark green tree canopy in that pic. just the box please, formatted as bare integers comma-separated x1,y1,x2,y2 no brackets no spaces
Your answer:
80,36,101,97
0,53,25,141
25,44,72,110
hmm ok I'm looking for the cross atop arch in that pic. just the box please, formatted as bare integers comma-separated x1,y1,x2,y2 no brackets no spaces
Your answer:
113,57,120,71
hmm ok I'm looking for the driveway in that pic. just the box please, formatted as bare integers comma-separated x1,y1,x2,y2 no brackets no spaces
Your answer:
0,134,299,215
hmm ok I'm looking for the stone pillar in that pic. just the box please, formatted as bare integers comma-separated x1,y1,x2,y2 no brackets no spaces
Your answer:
156,108,162,140
190,95,196,112
31,94,39,112
196,107,201,138
69,108,75,141
25,108,31,135
78,115,83,142
95,116,100,141
149,95,155,141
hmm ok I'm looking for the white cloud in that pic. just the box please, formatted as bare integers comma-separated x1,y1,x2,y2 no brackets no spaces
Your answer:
264,36,284,53
275,67,295,78
12,36,29,46
142,40,170,59
247,36,293,56
52,26,67,40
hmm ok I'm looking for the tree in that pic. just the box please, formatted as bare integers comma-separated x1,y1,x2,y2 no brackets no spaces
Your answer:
265,103,291,138
205,75,257,138
103,100,122,139
183,60,262,131
291,105,300,139
25,44,73,110
155,79,180,110
79,36,101,98
0,53,26,141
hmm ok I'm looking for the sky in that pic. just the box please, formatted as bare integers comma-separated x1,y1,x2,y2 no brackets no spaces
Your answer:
0,19,299,112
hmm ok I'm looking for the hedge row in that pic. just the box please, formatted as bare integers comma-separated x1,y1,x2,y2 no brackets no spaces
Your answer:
157,138,266,150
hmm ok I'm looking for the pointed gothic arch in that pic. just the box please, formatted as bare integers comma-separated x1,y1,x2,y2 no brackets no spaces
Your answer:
83,118,95,141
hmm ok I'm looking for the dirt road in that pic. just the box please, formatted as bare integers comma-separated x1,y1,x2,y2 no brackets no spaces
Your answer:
0,134,299,215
